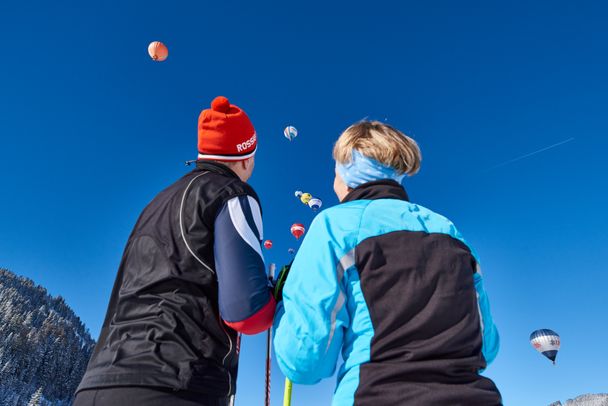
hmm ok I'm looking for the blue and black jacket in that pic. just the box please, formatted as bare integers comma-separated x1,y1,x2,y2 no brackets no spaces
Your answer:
273,180,501,405
77,161,274,398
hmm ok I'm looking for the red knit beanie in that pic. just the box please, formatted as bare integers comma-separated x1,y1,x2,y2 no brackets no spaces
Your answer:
197,96,257,161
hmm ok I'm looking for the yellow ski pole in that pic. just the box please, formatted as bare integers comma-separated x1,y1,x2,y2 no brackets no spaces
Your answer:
273,263,294,406
283,378,293,406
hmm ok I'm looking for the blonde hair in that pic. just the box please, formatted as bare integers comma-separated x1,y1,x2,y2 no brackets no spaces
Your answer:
333,121,422,175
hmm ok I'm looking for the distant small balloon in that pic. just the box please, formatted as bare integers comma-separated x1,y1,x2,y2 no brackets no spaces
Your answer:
300,193,312,205
264,240,273,249
290,223,305,240
294,190,303,198
288,248,296,255
284,126,298,141
530,329,561,364
148,41,168,61
308,198,322,211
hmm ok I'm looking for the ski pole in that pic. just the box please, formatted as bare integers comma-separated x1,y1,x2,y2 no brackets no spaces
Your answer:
265,263,276,406
283,378,293,406
265,328,272,406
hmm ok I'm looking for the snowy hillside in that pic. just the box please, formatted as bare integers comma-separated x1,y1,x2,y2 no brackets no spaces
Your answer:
0,268,95,405
550,394,608,405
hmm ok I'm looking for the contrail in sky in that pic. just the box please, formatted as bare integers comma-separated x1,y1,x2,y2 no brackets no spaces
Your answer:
486,137,575,171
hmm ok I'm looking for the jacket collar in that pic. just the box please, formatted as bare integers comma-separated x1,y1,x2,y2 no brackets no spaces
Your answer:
341,180,409,203
195,160,240,180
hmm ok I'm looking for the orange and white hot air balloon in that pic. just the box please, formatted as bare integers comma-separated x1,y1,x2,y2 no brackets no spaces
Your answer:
148,41,168,62
290,223,306,240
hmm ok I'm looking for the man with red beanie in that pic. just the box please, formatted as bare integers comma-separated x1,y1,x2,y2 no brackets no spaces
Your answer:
74,96,275,406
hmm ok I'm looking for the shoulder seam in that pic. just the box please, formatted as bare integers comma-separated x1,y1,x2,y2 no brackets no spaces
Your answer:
355,200,374,247
179,171,215,275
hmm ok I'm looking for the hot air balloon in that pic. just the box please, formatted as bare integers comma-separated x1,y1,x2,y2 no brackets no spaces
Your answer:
300,193,312,205
530,329,560,364
290,223,305,240
308,198,322,211
148,41,168,61
284,126,298,141
264,240,273,249
294,190,303,198
288,248,296,255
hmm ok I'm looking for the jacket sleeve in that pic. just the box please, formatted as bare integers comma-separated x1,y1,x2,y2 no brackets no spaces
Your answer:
473,265,499,367
214,195,275,335
273,213,350,384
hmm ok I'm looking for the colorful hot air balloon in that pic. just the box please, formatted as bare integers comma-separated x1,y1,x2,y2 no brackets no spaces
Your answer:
308,198,322,211
264,240,273,249
300,193,312,205
290,223,305,240
530,329,561,364
148,41,169,61
284,126,298,141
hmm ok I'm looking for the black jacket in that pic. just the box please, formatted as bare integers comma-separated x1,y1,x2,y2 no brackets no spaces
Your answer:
77,161,259,397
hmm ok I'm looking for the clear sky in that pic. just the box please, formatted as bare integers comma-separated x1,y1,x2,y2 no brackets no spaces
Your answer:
1,1,607,405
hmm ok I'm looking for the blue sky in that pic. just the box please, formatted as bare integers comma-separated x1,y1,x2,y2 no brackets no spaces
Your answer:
1,1,607,404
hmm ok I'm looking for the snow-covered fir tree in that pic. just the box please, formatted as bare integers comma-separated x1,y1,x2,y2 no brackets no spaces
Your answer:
27,387,43,406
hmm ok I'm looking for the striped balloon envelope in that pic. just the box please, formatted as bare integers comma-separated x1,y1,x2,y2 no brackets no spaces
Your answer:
284,126,298,141
530,329,560,364
290,223,305,240
308,198,322,212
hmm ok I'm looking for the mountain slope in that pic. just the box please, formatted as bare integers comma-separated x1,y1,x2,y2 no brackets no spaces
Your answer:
550,394,608,406
0,268,95,405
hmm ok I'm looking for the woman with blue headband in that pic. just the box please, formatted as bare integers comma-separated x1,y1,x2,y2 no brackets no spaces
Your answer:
273,121,502,405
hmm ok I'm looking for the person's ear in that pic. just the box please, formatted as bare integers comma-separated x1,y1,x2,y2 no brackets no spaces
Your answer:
244,157,254,171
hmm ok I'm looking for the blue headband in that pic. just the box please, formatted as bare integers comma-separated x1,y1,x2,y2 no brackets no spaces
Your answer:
336,149,406,189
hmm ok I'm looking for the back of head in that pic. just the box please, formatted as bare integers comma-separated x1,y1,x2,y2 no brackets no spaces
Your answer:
333,121,422,176
197,96,257,182
197,96,257,162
